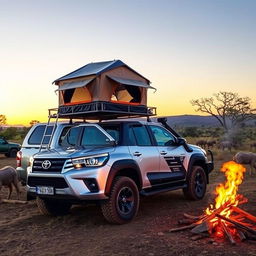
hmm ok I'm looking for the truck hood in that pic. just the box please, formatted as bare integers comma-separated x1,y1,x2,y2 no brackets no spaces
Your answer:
33,146,116,159
9,142,21,147
188,144,206,154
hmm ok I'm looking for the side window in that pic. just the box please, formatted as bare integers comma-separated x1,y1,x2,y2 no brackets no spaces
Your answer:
99,125,120,144
128,127,136,146
0,138,6,144
132,126,152,146
149,126,176,146
61,126,81,147
58,126,72,145
28,125,53,145
81,126,112,146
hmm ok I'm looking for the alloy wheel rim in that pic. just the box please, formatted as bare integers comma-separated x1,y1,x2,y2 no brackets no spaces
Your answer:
116,187,135,215
195,171,204,197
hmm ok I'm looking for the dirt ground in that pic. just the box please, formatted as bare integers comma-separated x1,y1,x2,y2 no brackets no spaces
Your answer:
0,154,256,256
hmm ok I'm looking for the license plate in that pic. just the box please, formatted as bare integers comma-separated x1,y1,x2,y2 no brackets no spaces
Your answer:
36,186,54,195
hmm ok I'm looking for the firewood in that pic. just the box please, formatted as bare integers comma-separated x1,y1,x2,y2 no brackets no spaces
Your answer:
183,213,204,220
216,214,256,236
2,199,28,204
220,221,236,245
231,206,256,223
197,202,231,224
178,219,195,225
237,230,246,241
244,232,256,241
169,223,197,232
191,221,210,234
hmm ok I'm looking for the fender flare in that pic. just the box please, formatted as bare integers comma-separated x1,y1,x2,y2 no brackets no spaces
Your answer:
105,159,142,196
187,153,209,182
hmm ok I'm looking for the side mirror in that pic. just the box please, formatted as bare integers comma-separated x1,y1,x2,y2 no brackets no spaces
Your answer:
177,137,187,145
109,140,117,146
177,137,193,153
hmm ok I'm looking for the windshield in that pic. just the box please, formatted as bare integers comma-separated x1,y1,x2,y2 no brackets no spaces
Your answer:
60,125,114,148
61,126,82,147
81,126,113,147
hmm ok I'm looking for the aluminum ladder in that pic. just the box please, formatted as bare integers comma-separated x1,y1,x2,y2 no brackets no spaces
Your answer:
39,108,59,152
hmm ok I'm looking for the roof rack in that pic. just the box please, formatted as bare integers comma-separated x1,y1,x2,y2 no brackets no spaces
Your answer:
55,101,156,120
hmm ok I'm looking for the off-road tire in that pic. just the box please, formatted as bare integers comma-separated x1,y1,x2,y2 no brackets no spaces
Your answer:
9,148,18,158
183,165,207,200
36,197,72,216
101,176,139,224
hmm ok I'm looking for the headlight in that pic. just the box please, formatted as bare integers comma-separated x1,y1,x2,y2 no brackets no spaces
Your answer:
72,153,109,169
29,156,34,167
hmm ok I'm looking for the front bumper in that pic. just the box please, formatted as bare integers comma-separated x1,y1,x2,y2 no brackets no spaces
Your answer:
206,162,214,173
27,164,110,201
206,149,214,174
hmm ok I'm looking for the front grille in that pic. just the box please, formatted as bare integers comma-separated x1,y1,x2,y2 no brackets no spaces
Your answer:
27,177,68,188
32,159,66,173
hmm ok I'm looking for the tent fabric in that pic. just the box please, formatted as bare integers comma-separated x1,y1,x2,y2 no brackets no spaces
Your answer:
56,78,94,91
53,60,150,84
71,87,92,103
107,75,155,89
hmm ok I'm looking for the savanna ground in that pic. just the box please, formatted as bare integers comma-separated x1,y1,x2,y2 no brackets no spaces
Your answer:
0,151,256,256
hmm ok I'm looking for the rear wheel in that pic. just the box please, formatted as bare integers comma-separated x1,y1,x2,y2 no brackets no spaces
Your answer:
9,148,18,158
101,176,139,224
183,166,207,200
36,197,72,216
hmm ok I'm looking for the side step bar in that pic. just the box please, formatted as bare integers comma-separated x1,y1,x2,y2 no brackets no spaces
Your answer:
140,184,187,196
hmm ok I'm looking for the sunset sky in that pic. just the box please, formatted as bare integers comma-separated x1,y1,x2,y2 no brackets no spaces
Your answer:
1,0,256,125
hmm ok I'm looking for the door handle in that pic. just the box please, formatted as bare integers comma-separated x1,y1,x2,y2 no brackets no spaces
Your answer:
160,151,167,155
133,151,142,157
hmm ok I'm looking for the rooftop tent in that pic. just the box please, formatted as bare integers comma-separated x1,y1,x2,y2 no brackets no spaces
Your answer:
53,60,156,119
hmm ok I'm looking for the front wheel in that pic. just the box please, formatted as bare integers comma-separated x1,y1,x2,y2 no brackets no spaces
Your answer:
183,166,207,200
36,197,72,216
101,176,139,224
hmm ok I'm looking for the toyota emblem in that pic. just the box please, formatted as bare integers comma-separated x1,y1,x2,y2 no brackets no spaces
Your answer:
42,160,51,169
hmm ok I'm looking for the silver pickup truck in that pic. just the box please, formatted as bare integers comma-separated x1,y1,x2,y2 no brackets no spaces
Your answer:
26,119,214,224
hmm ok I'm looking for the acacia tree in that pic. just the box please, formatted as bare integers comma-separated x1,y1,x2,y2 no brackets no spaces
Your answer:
191,92,255,131
29,120,40,126
0,115,6,126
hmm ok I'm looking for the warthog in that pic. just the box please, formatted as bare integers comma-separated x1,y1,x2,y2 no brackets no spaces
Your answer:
233,152,256,175
0,166,21,202
196,139,207,148
219,141,233,151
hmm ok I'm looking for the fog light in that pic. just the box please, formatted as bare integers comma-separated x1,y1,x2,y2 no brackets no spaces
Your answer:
83,178,99,192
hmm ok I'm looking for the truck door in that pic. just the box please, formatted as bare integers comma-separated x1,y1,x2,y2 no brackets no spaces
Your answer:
0,138,9,154
148,125,187,184
128,124,160,188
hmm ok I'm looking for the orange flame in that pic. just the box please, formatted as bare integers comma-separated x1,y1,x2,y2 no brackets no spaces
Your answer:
206,161,246,219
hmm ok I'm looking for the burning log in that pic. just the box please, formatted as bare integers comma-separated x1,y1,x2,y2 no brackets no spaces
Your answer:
216,214,256,236
220,220,236,245
169,161,256,244
231,206,256,223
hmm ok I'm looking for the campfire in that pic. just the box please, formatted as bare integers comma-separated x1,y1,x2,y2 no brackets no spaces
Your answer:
170,161,256,244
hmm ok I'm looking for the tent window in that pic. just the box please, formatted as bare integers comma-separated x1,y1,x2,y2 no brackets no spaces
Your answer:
63,89,75,104
63,87,92,104
111,84,141,103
